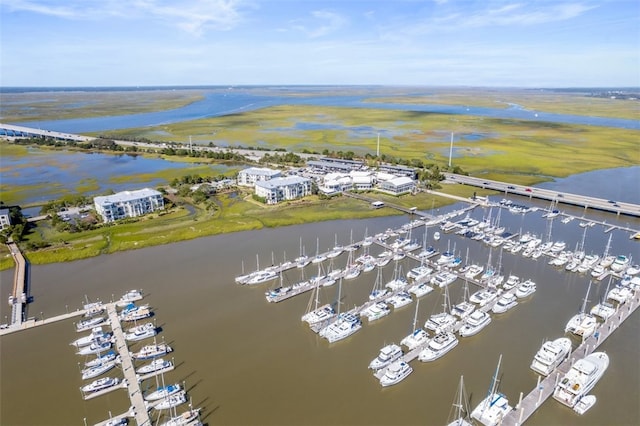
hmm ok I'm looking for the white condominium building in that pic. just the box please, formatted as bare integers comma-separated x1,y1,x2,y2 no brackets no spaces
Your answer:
94,188,164,223
255,176,312,205
237,167,282,186
0,208,11,230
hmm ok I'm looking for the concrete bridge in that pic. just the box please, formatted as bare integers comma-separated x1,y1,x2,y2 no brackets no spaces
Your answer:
0,123,93,142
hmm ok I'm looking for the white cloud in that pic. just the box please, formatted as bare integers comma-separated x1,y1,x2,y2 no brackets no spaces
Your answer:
291,10,347,38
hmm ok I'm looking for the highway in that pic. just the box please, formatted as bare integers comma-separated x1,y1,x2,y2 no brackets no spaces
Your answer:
444,172,640,217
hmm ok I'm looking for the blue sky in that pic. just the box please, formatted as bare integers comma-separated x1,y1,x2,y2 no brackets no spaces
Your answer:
1,0,638,87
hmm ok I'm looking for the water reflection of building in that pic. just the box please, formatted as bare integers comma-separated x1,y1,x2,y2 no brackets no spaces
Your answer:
94,188,165,223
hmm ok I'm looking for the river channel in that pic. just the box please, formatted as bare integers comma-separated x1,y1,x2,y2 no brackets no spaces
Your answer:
1,190,639,425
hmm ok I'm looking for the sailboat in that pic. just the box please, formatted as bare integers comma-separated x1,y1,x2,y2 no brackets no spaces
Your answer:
424,286,456,333
400,299,429,350
565,281,597,338
447,376,473,426
319,278,362,343
311,237,326,264
471,355,513,426
369,265,389,301
295,237,310,268
301,271,336,326
590,276,617,320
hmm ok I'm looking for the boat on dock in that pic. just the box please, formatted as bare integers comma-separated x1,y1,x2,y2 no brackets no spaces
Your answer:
159,407,202,426
301,277,336,326
610,255,630,273
132,343,173,360
471,355,512,426
137,358,173,375
77,340,112,356
565,282,597,338
368,343,403,370
530,337,572,376
81,376,120,394
425,287,456,333
76,316,107,332
408,282,433,298
553,352,609,408
145,383,182,401
360,301,391,322
71,326,112,348
153,391,187,410
81,360,117,380
379,360,413,387
418,331,458,361
447,376,473,426
320,312,362,343
431,271,458,288
469,288,499,307
115,289,143,307
492,293,518,314
401,300,429,350
385,291,413,309
515,279,537,298
125,322,157,342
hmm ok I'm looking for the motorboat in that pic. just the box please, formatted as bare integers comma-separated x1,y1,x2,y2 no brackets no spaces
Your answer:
301,303,335,326
145,383,182,401
574,395,597,415
437,250,455,265
319,313,362,343
76,316,107,332
132,343,173,360
515,280,536,298
530,337,572,376
408,283,433,298
458,310,491,337
425,311,457,333
81,376,120,393
590,265,607,279
265,286,292,302
77,340,112,356
502,275,520,291
590,301,616,320
610,255,630,272
81,360,116,380
379,360,413,387
607,285,633,304
407,265,433,282
471,356,512,426
137,358,173,375
158,408,202,426
119,302,151,319
115,289,143,307
245,270,278,285
71,326,112,348
400,328,429,350
368,343,403,370
121,306,152,322
565,282,597,338
125,322,157,342
553,352,609,408
85,351,118,368
83,301,105,317
418,331,458,361
469,288,499,307
492,293,518,314
451,300,475,319
385,291,413,309
430,271,458,288
360,302,391,322
153,391,187,410
464,264,483,280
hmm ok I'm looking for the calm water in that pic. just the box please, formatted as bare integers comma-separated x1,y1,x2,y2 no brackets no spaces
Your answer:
1,193,639,425
0,148,237,205
14,87,640,133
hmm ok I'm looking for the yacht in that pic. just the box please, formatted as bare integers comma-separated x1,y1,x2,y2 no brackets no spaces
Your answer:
590,300,616,320
408,282,434,298
431,271,458,288
458,310,491,337
379,360,413,387
158,408,202,426
610,255,630,273
385,291,413,309
469,288,499,307
492,293,518,314
76,316,107,332
125,322,157,342
245,270,278,285
153,391,188,410
401,328,429,350
137,358,173,375
530,337,572,376
471,356,512,426
553,352,609,408
85,351,118,368
418,331,458,361
607,285,633,304
464,264,483,280
77,340,112,356
115,289,143,307
132,343,173,360
360,302,391,322
369,344,403,370
425,288,456,333
502,275,520,291
301,303,335,326
71,326,111,348
565,282,597,338
515,280,536,298
81,377,120,393
145,383,182,401
81,360,117,380
407,264,433,282
320,313,362,343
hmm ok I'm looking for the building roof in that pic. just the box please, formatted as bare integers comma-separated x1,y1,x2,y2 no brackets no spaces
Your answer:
0,208,9,216
239,167,281,177
386,176,415,186
255,176,310,190
94,188,161,205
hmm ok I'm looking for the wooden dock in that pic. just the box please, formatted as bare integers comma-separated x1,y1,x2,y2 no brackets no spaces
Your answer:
7,241,28,326
0,309,87,336
503,291,640,425
106,304,152,426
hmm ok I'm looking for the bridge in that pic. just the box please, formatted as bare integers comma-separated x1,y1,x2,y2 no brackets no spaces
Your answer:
0,123,94,142
444,173,640,217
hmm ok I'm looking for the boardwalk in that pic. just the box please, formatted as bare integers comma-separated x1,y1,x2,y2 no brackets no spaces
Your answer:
106,304,152,426
7,241,27,327
503,292,640,425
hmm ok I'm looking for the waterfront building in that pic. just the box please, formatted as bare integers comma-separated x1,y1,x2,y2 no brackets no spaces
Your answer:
255,176,312,204
378,176,415,195
237,167,282,187
94,188,164,223
0,208,11,230
377,163,418,179
307,157,365,173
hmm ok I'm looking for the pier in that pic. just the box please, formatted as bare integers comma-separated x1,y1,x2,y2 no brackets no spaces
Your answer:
7,241,28,327
503,291,640,425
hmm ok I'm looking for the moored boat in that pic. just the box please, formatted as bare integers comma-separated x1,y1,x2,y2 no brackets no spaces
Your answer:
132,343,173,360
81,360,117,380
145,383,182,401
492,293,518,314
125,322,157,342
153,390,187,410
115,289,143,307
368,343,403,370
471,355,512,426
81,376,120,393
76,316,107,332
553,352,609,408
530,337,572,376
379,360,413,387
574,395,597,415
137,358,173,375
458,310,491,337
418,331,458,361
515,280,536,298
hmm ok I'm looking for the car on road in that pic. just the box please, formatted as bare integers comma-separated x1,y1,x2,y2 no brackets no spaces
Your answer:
525,188,532,192
607,200,616,204
507,186,515,190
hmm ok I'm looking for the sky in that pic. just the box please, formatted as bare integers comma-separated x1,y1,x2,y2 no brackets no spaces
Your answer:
1,0,638,87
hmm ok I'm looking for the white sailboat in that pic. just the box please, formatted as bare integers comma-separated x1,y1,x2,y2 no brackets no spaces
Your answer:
400,299,429,350
425,286,456,333
565,281,597,338
447,376,473,426
301,270,335,326
471,355,512,426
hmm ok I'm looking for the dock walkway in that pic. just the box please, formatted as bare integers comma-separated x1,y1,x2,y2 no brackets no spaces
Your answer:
106,304,151,426
503,291,640,425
